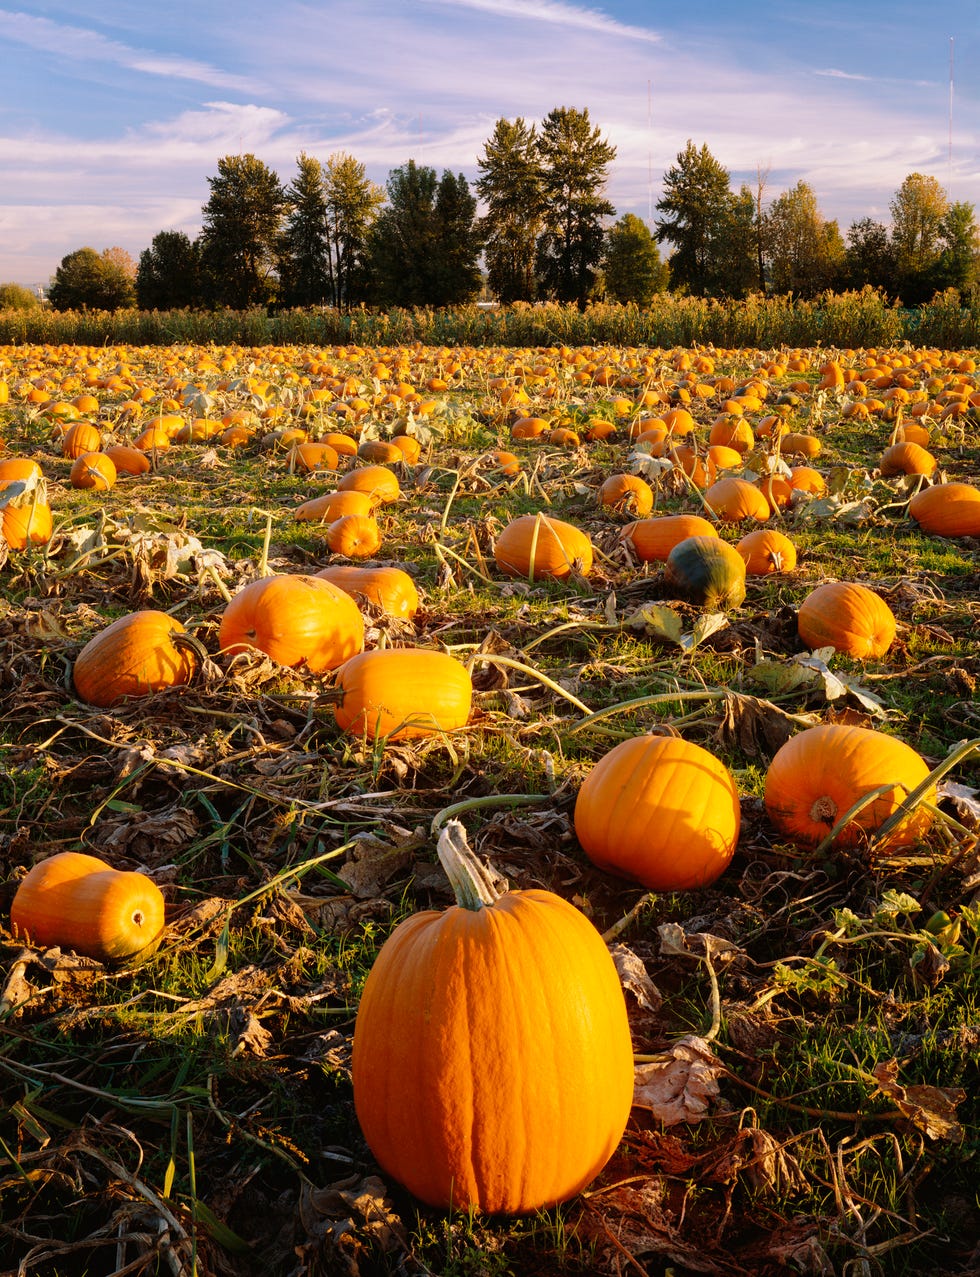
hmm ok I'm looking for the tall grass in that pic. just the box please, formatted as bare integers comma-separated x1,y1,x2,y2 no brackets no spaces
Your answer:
1,287,978,349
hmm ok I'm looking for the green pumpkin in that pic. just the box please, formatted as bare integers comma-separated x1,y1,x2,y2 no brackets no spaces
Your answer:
664,535,747,610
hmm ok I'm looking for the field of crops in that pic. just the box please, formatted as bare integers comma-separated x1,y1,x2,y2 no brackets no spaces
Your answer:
0,337,978,1276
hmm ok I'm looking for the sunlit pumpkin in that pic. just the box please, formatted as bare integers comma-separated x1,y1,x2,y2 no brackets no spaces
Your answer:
797,581,896,658
735,528,797,574
219,574,364,672
73,609,200,707
620,514,718,562
333,647,472,740
494,513,593,581
315,565,420,618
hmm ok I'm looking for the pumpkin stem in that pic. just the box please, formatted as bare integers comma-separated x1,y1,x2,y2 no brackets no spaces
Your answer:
436,820,502,911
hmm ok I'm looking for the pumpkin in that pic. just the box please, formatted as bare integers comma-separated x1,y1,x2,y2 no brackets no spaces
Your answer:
494,513,593,581
288,441,340,474
708,415,754,453
574,734,741,890
352,820,634,1213
598,473,654,516
73,609,200,707
390,434,422,463
69,450,116,491
358,439,404,465
105,444,151,476
755,473,794,509
781,432,822,458
0,458,43,484
333,648,472,740
133,425,171,452
338,465,400,505
490,450,520,476
704,476,771,522
510,416,550,439
788,466,826,495
324,513,382,558
219,573,364,673
908,482,980,538
764,723,933,850
621,514,717,563
797,581,896,658
316,565,420,618
294,490,373,523
879,441,936,477
10,850,166,963
0,493,53,549
60,421,102,459
664,535,747,610
320,431,358,457
736,528,797,574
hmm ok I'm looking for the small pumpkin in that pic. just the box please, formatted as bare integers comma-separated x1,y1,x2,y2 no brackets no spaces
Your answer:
61,421,102,459
105,444,151,476
879,441,936,477
908,482,980,538
333,647,472,740
294,490,373,523
620,513,718,563
219,573,364,673
325,513,382,558
797,581,896,658
316,565,420,618
69,450,116,490
494,513,593,581
598,473,654,516
73,610,201,707
574,734,741,889
664,535,747,610
0,488,53,549
338,464,400,505
288,441,340,474
704,476,771,522
764,723,933,850
10,850,166,963
736,528,797,575
352,820,634,1213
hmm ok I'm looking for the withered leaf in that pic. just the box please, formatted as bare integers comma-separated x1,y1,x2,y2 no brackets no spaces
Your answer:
611,943,662,1012
714,692,799,758
871,1059,965,1141
633,1034,724,1126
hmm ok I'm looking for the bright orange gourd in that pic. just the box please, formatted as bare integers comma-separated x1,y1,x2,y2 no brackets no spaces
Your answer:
797,581,896,658
73,610,200,707
908,482,980,538
69,450,116,490
324,513,382,557
295,490,373,523
337,465,400,505
574,735,741,890
620,514,718,563
764,723,933,850
598,473,654,516
352,821,634,1213
736,528,797,574
219,574,364,673
10,851,166,963
704,476,771,522
333,648,472,740
494,513,593,580
315,565,419,618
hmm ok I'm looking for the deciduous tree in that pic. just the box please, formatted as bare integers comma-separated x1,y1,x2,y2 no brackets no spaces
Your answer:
47,247,136,310
198,154,288,308
602,214,667,304
764,181,844,296
136,231,201,309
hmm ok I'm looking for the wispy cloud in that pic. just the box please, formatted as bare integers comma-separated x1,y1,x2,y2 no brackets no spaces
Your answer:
0,10,258,91
422,0,660,42
815,68,871,81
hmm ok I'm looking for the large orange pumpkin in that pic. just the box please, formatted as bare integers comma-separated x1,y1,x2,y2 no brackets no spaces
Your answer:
338,465,400,506
294,490,373,523
598,473,654,516
908,482,980,538
764,723,933,850
333,648,472,740
574,734,741,890
494,513,593,580
736,528,797,575
73,610,200,707
704,476,771,523
219,574,364,673
620,513,718,562
797,581,896,658
11,851,166,963
352,821,634,1213
315,565,420,618
324,513,382,557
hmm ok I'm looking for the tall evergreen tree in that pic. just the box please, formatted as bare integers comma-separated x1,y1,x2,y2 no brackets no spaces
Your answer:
323,152,384,308
476,118,543,303
278,153,331,308
535,107,616,307
198,154,288,308
602,214,667,304
136,231,201,309
431,171,484,305
715,185,759,299
654,140,734,296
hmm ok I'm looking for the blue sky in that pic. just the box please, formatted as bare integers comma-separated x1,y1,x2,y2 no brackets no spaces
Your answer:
2,0,978,290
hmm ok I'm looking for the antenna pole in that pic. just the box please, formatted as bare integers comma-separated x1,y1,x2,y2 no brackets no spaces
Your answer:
647,78,653,226
948,36,954,197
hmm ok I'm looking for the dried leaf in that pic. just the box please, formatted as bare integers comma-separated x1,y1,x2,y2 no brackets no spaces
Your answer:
714,692,799,757
611,943,662,1012
626,603,685,645
871,1059,965,1141
633,1034,724,1126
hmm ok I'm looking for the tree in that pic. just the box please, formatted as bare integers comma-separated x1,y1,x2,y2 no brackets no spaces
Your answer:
430,171,484,306
889,173,948,304
323,153,385,309
534,107,616,307
843,218,894,293
364,161,483,307
655,141,734,296
136,231,201,309
47,247,136,310
198,154,288,308
277,153,331,308
931,202,980,299
602,214,667,303
715,185,759,299
476,118,543,303
764,181,844,296
0,283,41,310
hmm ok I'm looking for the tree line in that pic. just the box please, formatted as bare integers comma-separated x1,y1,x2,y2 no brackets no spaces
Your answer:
13,109,980,315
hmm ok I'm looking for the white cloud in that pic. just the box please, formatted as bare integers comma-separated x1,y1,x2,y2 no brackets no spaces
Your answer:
421,0,660,42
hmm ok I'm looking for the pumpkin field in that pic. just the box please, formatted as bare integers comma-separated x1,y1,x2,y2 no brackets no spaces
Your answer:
0,336,978,1276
